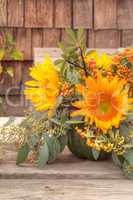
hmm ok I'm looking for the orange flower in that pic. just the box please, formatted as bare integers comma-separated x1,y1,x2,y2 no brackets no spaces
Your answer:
72,74,133,133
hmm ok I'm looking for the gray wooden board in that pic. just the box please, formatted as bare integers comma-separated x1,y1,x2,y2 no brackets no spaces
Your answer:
0,149,124,180
0,179,133,200
34,48,117,63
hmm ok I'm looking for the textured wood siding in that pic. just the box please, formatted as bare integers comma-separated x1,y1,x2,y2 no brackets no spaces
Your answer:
0,0,133,115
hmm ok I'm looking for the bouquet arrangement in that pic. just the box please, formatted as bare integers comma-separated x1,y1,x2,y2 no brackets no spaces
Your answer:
6,29,133,179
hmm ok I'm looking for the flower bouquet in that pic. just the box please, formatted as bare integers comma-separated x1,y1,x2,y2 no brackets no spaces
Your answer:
12,29,133,179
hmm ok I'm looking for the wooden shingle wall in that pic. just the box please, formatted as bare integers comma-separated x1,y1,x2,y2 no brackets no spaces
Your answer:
0,0,133,115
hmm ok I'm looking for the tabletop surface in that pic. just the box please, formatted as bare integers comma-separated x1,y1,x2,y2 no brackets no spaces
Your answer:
0,93,133,199
0,121,133,200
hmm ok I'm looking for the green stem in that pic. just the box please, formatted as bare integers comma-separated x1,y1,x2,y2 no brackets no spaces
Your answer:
79,47,88,77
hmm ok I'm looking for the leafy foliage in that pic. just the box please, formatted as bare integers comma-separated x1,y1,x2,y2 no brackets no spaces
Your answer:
16,143,30,165
14,110,68,167
0,31,23,77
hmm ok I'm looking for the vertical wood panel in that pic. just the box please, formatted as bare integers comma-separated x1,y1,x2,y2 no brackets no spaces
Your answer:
25,0,36,27
122,30,133,47
25,0,53,28
117,0,133,29
15,28,31,60
0,28,13,58
13,62,22,86
55,0,71,28
73,0,93,28
88,30,95,48
8,0,24,27
43,29,60,47
0,0,7,26
94,0,117,29
22,61,33,82
88,30,120,48
32,29,43,58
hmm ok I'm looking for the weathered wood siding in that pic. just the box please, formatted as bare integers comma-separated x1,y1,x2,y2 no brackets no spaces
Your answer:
0,0,133,115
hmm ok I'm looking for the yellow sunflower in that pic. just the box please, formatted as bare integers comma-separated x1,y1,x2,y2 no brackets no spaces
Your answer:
84,51,113,71
72,74,133,133
24,55,60,116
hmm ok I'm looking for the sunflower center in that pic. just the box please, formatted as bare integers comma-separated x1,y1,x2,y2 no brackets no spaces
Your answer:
99,101,110,114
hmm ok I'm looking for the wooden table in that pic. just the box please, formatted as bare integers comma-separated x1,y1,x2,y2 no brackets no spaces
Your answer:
0,146,133,200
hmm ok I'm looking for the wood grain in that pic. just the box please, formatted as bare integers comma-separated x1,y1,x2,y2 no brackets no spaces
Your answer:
7,0,24,27
25,0,53,28
0,0,7,26
88,30,120,48
0,149,124,180
15,28,32,60
94,0,117,29
117,0,133,29
73,0,93,28
55,0,71,28
122,30,133,47
21,61,33,82
32,29,43,58
0,95,26,116
0,179,133,200
43,29,60,47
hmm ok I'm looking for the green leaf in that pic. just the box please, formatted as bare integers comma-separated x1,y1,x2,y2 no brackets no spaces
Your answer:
38,142,49,168
66,120,85,124
0,48,5,60
16,143,30,165
66,29,77,44
120,123,130,138
10,49,23,60
92,148,100,160
45,135,61,162
122,161,133,180
123,149,133,164
127,114,133,121
6,67,14,77
112,152,123,167
6,33,15,46
54,59,64,65
30,135,39,147
58,135,68,152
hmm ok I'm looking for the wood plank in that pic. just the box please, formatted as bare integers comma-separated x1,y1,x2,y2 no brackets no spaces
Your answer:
31,29,43,58
7,0,24,27
43,29,60,47
122,30,133,47
117,0,133,29
0,179,133,200
0,28,13,49
94,0,117,29
15,28,32,60
22,61,33,82
88,30,120,48
0,0,7,26
25,0,53,28
0,150,124,179
73,0,93,28
34,48,117,63
55,0,71,28
0,95,26,116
